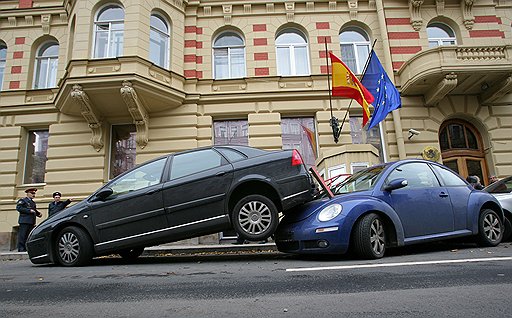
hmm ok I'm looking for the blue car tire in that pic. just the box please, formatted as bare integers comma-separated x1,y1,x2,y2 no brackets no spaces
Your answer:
352,213,386,259
477,209,503,247
55,226,93,267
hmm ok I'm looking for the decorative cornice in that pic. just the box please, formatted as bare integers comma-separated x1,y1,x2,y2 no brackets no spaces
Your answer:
481,74,512,105
348,0,358,20
222,4,232,25
329,1,337,11
120,81,149,149
436,0,445,16
409,0,424,31
425,73,457,106
456,46,507,60
461,0,475,30
70,84,104,152
41,14,51,34
285,2,295,22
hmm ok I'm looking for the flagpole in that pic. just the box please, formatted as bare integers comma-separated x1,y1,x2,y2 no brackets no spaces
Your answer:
337,39,378,139
324,38,341,143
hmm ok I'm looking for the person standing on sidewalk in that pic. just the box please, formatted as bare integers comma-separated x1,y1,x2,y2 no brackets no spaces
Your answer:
16,188,42,252
48,191,72,217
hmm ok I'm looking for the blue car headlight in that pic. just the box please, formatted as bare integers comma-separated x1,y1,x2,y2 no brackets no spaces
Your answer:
318,204,342,222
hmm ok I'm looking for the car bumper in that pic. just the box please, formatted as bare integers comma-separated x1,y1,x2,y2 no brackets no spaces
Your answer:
275,217,350,255
26,233,52,264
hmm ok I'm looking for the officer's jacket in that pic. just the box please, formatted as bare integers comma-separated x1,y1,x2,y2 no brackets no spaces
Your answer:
48,199,71,217
16,197,37,225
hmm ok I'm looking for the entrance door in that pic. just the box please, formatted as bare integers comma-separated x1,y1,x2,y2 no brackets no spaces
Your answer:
439,120,488,186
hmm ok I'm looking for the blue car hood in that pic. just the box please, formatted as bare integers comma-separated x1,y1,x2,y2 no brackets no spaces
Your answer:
283,190,373,223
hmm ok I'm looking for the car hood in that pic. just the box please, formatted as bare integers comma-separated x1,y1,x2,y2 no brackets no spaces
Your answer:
282,190,373,223
32,200,88,233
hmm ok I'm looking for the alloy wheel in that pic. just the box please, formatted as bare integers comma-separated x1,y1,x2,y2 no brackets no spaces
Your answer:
238,201,272,235
370,219,385,255
483,213,502,242
58,232,80,264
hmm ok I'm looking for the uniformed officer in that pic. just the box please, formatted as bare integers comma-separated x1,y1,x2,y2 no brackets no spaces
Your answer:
16,187,42,252
48,191,72,217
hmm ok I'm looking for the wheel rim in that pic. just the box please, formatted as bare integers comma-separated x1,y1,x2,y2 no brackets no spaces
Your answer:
370,219,385,255
483,213,501,242
58,232,80,264
238,201,272,235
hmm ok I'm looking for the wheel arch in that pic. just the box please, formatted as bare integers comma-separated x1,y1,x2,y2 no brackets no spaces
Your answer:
48,221,95,263
228,180,282,218
350,210,400,248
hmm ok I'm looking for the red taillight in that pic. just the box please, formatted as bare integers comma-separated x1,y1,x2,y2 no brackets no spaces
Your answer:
291,149,303,166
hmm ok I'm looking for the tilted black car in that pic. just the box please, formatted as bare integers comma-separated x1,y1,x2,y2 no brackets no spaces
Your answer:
27,145,314,266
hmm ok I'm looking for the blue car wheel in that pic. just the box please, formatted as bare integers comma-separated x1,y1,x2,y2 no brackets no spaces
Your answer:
352,213,386,259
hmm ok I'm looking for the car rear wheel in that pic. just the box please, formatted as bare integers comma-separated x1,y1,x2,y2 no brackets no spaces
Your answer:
118,247,145,260
477,209,503,247
55,226,93,267
232,195,278,241
352,213,386,259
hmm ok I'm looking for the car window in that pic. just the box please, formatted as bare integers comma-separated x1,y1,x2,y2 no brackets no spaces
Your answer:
170,149,223,180
431,165,467,186
386,162,440,188
109,158,166,195
485,177,512,193
217,148,247,162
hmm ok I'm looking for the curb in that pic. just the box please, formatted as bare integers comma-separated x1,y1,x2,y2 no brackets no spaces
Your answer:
1,243,279,262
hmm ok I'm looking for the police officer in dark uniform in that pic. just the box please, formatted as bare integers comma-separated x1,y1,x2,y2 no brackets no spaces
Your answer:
16,188,42,252
48,191,72,217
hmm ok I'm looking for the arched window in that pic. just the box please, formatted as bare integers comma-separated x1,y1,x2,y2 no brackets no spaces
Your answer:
0,43,6,91
339,27,370,74
93,4,124,58
275,29,310,76
213,32,246,79
34,42,59,89
149,13,170,69
427,23,456,48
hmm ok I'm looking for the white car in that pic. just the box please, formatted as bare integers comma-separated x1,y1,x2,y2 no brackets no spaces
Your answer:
485,176,512,240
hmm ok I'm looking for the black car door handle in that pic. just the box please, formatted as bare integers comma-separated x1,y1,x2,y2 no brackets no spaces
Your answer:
216,171,227,177
439,192,449,197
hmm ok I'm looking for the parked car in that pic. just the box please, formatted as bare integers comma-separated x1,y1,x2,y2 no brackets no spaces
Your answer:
275,159,505,259
484,176,512,240
27,145,314,266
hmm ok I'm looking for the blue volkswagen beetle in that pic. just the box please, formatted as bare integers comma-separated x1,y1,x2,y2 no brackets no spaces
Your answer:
275,159,505,259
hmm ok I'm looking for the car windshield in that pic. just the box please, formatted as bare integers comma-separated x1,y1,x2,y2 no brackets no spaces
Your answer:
484,177,511,194
333,165,386,194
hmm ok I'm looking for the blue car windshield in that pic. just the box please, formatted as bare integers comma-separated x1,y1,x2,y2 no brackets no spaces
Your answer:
333,166,386,194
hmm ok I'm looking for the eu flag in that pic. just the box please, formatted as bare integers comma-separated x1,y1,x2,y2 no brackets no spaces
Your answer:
361,51,401,130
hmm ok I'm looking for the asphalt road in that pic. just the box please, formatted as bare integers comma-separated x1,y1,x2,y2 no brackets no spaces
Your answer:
1,242,512,318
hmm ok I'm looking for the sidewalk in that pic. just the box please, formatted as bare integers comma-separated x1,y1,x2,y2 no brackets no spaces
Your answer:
0,242,279,262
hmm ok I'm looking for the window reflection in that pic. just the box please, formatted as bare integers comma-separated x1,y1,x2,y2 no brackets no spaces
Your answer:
281,118,316,168
24,130,49,184
110,124,136,179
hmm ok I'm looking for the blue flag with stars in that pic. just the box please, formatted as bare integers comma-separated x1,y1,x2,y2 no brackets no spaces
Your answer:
361,51,401,130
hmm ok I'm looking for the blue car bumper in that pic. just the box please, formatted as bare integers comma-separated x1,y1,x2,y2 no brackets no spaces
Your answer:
275,215,352,255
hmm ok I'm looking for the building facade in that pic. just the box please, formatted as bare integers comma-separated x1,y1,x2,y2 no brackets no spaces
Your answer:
1,0,511,250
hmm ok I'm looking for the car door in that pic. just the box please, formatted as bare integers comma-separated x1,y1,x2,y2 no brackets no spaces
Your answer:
162,149,233,235
88,157,168,250
384,162,455,238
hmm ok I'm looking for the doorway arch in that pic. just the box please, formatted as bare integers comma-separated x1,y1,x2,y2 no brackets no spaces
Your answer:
439,119,488,185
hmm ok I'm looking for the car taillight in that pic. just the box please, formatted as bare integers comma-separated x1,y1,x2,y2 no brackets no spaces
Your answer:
291,150,303,166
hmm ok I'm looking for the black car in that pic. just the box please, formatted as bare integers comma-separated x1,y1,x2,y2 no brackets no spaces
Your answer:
27,145,314,266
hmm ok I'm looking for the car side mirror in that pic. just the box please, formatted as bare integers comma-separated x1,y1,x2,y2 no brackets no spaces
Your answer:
384,178,408,192
93,187,113,201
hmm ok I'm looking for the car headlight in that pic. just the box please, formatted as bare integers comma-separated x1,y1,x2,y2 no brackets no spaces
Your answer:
318,204,342,222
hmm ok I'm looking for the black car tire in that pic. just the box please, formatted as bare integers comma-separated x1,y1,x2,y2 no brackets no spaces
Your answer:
55,226,93,267
352,213,386,259
503,217,512,242
118,247,145,260
232,194,278,241
477,209,503,247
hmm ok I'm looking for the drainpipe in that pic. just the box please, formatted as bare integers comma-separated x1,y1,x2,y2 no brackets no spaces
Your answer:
375,0,407,160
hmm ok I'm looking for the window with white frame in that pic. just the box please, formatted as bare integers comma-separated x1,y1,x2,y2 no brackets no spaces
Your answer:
281,117,316,168
93,4,124,58
0,43,6,91
339,27,371,74
275,29,310,76
214,120,248,145
350,117,384,163
351,162,369,174
213,32,246,79
34,42,59,89
149,13,170,68
427,23,456,48
110,124,136,179
24,130,49,184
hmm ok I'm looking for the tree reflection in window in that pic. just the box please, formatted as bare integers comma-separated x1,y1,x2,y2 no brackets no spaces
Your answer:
110,124,136,179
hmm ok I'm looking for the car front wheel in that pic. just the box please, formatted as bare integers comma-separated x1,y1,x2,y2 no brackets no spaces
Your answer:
352,213,386,259
232,195,278,241
477,209,503,247
55,226,93,267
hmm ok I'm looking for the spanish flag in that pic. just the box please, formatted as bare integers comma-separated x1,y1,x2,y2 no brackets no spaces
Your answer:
329,52,374,127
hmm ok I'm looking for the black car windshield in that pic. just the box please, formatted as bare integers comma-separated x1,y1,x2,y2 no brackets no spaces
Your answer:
333,165,386,194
